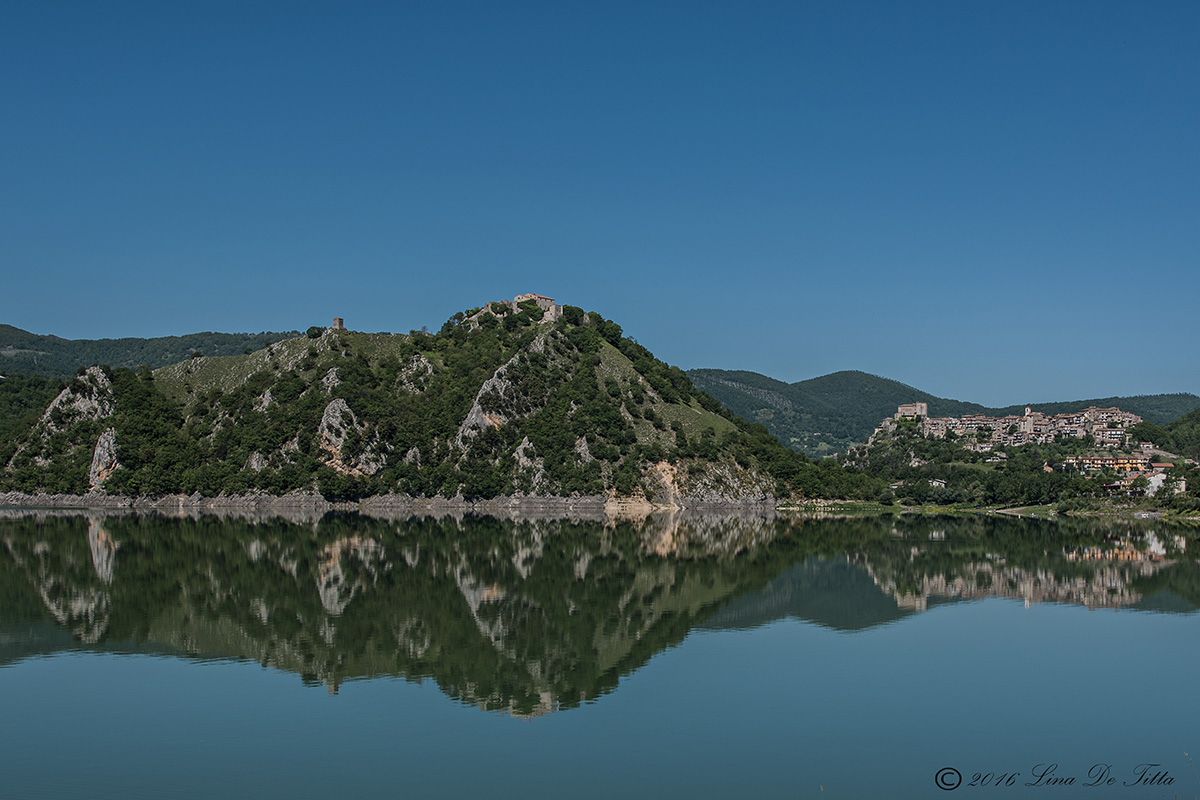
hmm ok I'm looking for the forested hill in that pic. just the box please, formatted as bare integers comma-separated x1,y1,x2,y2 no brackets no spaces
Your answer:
0,324,300,379
0,302,879,503
1131,406,1200,460
688,368,1200,456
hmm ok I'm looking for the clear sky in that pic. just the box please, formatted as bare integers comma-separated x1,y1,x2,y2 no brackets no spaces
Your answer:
3,1,1197,406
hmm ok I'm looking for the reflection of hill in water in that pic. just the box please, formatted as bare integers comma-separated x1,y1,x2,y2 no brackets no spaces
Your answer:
699,557,916,632
0,511,1195,714
0,512,801,715
1129,591,1199,614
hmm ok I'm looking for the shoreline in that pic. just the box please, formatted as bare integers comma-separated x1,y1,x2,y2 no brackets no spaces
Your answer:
0,490,776,522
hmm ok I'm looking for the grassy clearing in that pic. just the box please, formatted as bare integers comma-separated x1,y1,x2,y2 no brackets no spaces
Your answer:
154,338,308,403
153,330,418,404
656,400,737,437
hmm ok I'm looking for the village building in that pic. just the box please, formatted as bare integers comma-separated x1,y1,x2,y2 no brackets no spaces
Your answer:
895,402,928,419
512,293,563,322
896,404,1143,451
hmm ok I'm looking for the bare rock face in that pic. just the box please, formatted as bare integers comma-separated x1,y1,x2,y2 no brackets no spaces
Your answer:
42,367,115,434
319,398,356,454
317,399,385,476
456,371,513,447
320,368,341,394
455,333,553,449
397,355,433,393
88,429,120,491
645,459,775,507
513,436,548,493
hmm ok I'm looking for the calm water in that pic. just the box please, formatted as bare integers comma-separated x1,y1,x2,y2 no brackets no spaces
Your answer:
1,511,1197,799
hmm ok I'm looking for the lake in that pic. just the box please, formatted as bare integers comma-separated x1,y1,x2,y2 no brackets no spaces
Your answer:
1,510,1197,799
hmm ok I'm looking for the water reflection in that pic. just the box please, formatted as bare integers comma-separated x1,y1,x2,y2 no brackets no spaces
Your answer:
0,511,1195,715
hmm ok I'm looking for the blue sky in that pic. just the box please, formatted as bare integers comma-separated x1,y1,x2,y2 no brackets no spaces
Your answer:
3,1,1197,406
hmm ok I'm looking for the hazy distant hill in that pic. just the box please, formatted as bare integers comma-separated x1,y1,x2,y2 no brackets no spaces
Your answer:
0,324,300,379
688,368,1200,456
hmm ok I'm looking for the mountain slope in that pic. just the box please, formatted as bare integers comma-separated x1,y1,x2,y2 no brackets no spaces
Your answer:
0,323,301,379
687,369,987,455
1,302,877,503
689,368,1200,456
1130,406,1200,460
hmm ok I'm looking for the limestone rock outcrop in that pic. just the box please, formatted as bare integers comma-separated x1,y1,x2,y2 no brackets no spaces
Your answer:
88,429,120,490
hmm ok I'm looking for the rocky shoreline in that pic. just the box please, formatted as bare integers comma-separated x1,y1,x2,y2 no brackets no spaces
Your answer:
0,490,776,522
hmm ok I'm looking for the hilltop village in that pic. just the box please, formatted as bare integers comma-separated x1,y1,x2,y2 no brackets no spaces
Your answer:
873,403,1185,496
890,401,1144,449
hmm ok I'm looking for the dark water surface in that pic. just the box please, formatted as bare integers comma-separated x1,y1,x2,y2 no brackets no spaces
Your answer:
1,511,1197,799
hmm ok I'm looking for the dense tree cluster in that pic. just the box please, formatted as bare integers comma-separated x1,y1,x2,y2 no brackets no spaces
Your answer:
0,373,62,457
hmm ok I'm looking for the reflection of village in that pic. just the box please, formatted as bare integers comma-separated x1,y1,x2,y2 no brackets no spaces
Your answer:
862,528,1188,611
2,511,1196,718
886,403,1187,496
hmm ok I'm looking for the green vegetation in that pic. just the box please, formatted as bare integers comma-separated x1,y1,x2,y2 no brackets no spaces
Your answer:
0,306,882,502
688,368,1200,456
1131,406,1200,460
0,373,62,459
8,308,1192,510
848,424,1098,507
844,421,1200,516
0,323,300,379
2,513,1193,710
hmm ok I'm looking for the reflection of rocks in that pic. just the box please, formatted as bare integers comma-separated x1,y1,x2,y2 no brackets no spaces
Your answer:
453,566,512,655
2,531,114,644
394,617,430,659
37,581,110,643
315,537,385,616
1,512,1195,717
638,510,778,558
87,518,118,584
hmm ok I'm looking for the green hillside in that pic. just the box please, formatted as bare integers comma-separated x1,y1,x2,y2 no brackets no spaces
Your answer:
687,369,987,455
0,373,62,445
0,323,301,379
689,368,1200,456
1,303,878,503
1130,406,1200,460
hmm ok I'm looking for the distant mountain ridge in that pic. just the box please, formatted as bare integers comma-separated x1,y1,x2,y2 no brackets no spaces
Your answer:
687,368,1200,456
0,324,301,379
